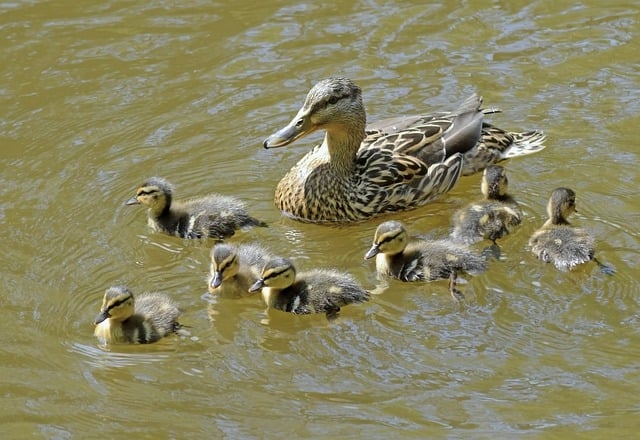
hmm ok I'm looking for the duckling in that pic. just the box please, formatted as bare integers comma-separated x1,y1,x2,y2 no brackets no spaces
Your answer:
208,242,272,298
263,77,546,223
528,187,611,273
451,165,522,245
248,256,370,319
126,177,266,239
94,286,181,344
364,220,487,301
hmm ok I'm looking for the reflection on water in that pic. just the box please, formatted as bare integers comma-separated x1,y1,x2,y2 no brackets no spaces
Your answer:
1,0,639,438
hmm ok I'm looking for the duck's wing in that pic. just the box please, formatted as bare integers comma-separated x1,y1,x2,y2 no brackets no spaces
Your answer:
362,94,485,165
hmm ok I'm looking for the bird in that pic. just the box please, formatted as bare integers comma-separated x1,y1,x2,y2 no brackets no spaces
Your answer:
451,164,522,245
528,187,612,273
248,256,370,319
208,242,272,298
263,77,546,223
364,220,487,301
93,286,181,344
125,177,266,239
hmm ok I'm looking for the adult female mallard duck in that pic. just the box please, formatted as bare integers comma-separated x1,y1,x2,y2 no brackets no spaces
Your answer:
208,242,272,298
126,177,266,239
263,77,546,223
94,286,181,345
248,256,370,319
528,187,612,273
364,220,487,301
451,164,522,245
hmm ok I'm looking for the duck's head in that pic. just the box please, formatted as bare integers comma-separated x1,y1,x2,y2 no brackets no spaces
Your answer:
95,286,135,324
263,77,366,149
126,177,173,214
547,187,577,225
481,165,509,199
364,220,408,259
209,244,240,290
248,256,296,292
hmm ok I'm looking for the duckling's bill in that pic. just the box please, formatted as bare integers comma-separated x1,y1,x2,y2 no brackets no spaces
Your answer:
94,310,110,325
210,272,223,289
364,244,380,260
248,278,264,293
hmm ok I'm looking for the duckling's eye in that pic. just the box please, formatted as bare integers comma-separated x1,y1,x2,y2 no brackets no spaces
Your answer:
328,96,340,105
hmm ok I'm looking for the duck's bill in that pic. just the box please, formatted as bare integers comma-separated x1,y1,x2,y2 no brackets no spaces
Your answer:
263,112,314,149
125,197,140,206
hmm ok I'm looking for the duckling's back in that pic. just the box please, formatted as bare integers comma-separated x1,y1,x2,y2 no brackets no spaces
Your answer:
271,269,370,315
176,194,266,239
451,200,522,244
529,225,595,271
124,293,181,343
407,239,487,281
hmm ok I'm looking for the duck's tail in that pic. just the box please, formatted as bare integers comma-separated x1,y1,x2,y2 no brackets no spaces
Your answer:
503,130,547,159
461,126,546,175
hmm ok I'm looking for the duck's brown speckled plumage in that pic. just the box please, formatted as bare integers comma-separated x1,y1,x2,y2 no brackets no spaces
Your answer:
264,77,546,223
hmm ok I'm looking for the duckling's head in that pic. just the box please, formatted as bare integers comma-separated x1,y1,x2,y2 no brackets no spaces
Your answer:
209,243,240,289
364,220,408,259
481,165,509,199
248,256,296,292
547,187,577,225
95,286,135,324
126,177,173,214
264,77,365,149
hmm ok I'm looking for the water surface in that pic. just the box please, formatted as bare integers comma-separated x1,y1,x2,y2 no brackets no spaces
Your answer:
1,1,639,438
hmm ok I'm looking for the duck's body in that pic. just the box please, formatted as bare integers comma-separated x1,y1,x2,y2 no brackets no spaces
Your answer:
126,177,266,239
451,165,522,244
528,188,595,271
208,242,272,297
263,77,546,223
94,286,181,345
248,256,370,319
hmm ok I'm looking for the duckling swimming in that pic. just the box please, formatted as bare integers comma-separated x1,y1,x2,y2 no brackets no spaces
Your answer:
365,220,487,301
248,256,370,319
126,177,266,239
451,165,522,245
208,242,272,298
528,187,611,273
263,77,546,223
94,286,181,345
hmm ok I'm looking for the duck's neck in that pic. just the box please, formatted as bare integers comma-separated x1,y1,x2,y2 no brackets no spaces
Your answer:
546,214,570,226
324,125,365,176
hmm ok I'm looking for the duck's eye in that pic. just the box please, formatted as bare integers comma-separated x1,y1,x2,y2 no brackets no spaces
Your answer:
328,96,340,105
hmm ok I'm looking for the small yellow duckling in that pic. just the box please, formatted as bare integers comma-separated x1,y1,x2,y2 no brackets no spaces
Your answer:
248,256,370,319
365,220,487,301
451,165,522,245
126,177,266,239
528,187,612,273
208,242,272,298
94,286,181,345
